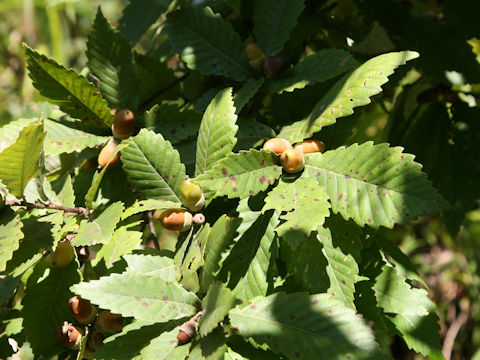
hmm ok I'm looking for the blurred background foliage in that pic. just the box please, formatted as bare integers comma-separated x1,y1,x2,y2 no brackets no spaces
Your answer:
1,0,480,359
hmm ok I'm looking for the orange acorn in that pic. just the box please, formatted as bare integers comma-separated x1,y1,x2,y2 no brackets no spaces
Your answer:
158,209,193,232
294,139,325,154
112,109,135,140
263,138,292,155
68,296,97,324
280,148,305,173
55,321,83,349
98,139,121,168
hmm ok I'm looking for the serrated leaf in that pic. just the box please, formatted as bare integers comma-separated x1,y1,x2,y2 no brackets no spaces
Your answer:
22,261,81,356
0,209,24,272
43,173,75,208
87,8,139,110
200,281,239,337
119,0,170,44
24,45,113,127
121,199,181,220
194,149,282,200
93,223,143,268
145,104,201,144
166,6,253,81
267,49,359,93
317,226,359,309
73,201,125,246
71,272,199,322
0,118,37,152
0,122,45,199
195,88,238,176
44,119,109,156
278,51,419,143
124,254,175,281
0,275,21,304
374,265,442,358
302,142,445,228
122,129,185,202
138,325,189,359
234,118,276,152
229,292,386,360
253,0,305,56
263,178,330,249
233,78,265,114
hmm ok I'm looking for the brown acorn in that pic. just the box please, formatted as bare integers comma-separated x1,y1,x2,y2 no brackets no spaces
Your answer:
68,296,97,325
263,138,292,155
94,311,124,333
55,321,83,349
177,312,202,344
98,139,121,168
87,330,105,351
280,148,305,173
112,109,135,140
294,139,325,154
263,56,289,77
158,209,193,232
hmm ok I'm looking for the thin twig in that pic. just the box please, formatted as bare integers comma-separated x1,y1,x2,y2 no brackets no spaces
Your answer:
442,309,469,360
141,72,190,109
7,200,91,217
147,211,160,250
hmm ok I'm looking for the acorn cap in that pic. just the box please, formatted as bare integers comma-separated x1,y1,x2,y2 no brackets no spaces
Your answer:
112,109,135,139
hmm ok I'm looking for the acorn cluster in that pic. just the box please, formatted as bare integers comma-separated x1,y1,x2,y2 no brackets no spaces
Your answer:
263,138,325,173
97,109,136,169
55,296,124,359
246,43,289,77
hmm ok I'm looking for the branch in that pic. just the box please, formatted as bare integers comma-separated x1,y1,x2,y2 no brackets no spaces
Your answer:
442,307,469,360
147,211,160,250
6,200,91,218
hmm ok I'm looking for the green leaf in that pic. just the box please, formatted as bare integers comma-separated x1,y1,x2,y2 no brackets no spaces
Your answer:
302,142,445,228
87,8,139,110
44,118,109,156
233,78,265,114
253,0,305,56
24,45,113,127
144,104,201,144
263,178,330,249
374,265,442,359
317,226,359,309
166,6,253,81
71,272,199,322
278,51,419,143
200,281,239,337
0,122,45,198
195,88,238,176
267,49,359,93
229,292,386,360
121,199,181,220
0,275,21,304
119,0,170,44
234,118,275,152
194,149,282,200
0,209,24,272
22,261,81,357
43,173,75,208
0,118,38,153
123,254,175,281
73,201,125,246
138,325,189,359
122,129,186,202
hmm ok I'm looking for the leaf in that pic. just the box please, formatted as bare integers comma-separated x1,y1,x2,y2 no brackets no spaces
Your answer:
194,149,282,200
138,325,189,359
44,118,109,156
0,209,24,272
24,45,113,127
200,281,239,337
144,104,201,144
234,118,275,152
229,292,386,360
317,226,359,309
195,88,238,176
71,272,199,322
233,78,265,114
22,261,81,357
122,129,186,202
119,0,170,44
43,173,75,208
263,178,330,249
253,0,305,56
278,51,419,143
267,49,359,93
374,265,442,359
0,122,45,198
302,142,445,228
0,118,37,152
166,6,253,81
0,275,21,304
121,199,181,220
73,201,125,246
87,8,139,110
123,254,175,281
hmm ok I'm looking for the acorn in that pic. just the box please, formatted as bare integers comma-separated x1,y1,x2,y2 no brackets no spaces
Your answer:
94,311,124,333
180,179,205,212
112,109,135,140
87,330,105,351
294,139,325,154
97,139,121,168
48,242,75,268
68,296,97,325
263,138,292,154
55,321,83,349
177,312,202,344
158,209,193,232
280,148,305,173
246,43,265,72
263,56,289,77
